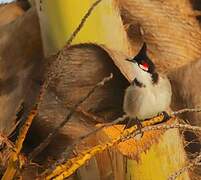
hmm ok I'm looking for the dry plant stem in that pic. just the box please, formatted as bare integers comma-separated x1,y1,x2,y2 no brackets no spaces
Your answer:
29,73,113,160
168,153,201,180
127,122,201,141
27,0,103,160
2,82,47,179
43,118,201,179
2,108,38,180
43,0,103,88
72,108,201,145
46,108,201,178
65,0,102,46
171,108,201,116
35,0,104,111
55,108,201,165
77,107,201,142
52,115,128,168
41,114,166,179
76,107,106,123
188,10,201,17
0,133,15,150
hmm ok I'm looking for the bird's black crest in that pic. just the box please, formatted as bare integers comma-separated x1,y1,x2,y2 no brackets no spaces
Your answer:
133,43,147,62
133,43,156,73
128,42,159,84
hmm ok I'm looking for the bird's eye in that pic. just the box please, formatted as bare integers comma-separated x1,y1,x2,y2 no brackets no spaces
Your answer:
139,62,149,71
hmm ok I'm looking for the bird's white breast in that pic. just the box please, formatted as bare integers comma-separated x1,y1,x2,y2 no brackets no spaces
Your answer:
123,76,172,120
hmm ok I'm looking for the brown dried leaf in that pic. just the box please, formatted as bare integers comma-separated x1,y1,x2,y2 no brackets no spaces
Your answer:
0,3,24,26
117,0,201,73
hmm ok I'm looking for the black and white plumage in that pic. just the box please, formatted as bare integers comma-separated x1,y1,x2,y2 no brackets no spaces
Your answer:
123,43,172,123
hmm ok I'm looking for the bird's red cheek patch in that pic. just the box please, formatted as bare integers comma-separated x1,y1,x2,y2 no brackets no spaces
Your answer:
139,62,149,71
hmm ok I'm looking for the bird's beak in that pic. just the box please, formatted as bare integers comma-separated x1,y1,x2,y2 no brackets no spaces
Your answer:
126,58,134,63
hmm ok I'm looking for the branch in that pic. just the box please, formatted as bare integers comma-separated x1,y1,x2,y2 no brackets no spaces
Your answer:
28,73,113,160
171,108,201,116
125,122,201,141
1,78,46,179
41,112,201,179
65,0,102,47
34,0,104,112
53,108,201,166
0,134,15,150
51,114,128,169
40,114,166,179
2,108,38,180
75,106,106,123
168,153,201,180
27,0,104,159
188,10,201,17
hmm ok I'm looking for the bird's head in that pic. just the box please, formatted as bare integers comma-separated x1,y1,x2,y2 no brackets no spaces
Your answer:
126,43,158,85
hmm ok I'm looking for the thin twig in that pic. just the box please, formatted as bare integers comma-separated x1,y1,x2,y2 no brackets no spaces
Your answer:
184,138,200,149
188,10,201,17
0,134,15,150
48,90,106,124
46,0,102,78
75,106,106,123
25,0,103,161
51,114,128,169
52,95,106,124
65,0,102,47
29,73,113,160
171,108,201,116
42,114,201,179
40,114,166,179
53,108,201,166
126,122,201,141
75,108,201,142
36,0,104,110
168,153,201,180
65,122,201,179
2,108,38,180
71,108,201,147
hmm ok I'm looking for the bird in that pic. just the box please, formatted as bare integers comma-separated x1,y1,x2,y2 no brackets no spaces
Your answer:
123,43,172,131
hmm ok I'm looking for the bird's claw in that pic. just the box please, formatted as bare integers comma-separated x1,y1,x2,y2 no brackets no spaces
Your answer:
124,118,144,138
158,111,171,122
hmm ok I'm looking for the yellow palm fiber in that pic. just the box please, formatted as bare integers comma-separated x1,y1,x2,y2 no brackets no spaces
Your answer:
43,114,168,180
2,108,38,180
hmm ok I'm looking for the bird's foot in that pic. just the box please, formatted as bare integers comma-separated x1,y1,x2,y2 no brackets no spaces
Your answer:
124,118,143,138
158,111,171,122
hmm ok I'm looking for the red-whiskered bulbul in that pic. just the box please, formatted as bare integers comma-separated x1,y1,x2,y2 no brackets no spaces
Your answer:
123,43,172,130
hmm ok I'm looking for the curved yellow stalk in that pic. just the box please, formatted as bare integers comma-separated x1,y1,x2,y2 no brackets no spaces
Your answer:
35,0,130,57
2,109,38,180
42,115,166,179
